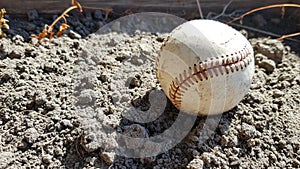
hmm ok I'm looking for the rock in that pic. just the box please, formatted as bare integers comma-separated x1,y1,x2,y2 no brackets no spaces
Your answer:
246,138,257,147
22,23,37,32
252,14,267,27
127,77,141,89
24,128,39,143
94,21,105,30
269,152,277,162
255,53,268,65
129,55,145,66
123,124,148,138
238,123,257,140
139,43,152,55
12,35,24,42
84,11,93,21
278,73,295,82
61,119,73,128
273,89,284,98
100,151,115,165
69,30,82,39
187,158,204,169
27,9,39,21
93,10,104,20
68,17,81,27
200,152,212,164
32,90,47,107
229,159,240,167
8,51,22,59
54,147,64,156
292,159,300,168
81,27,90,36
76,89,96,105
98,74,108,82
191,150,200,157
258,59,276,73
252,38,285,63
17,140,29,150
0,73,11,83
30,37,39,45
239,29,248,38
241,115,254,125
227,135,239,147
43,62,58,73
276,80,291,89
293,76,300,85
277,140,286,149
42,154,53,164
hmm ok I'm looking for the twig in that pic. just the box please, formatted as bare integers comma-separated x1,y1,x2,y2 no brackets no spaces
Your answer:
227,4,300,24
228,22,300,43
49,6,78,31
211,0,233,20
277,32,300,42
31,0,83,41
207,9,246,20
196,0,204,19
227,3,300,42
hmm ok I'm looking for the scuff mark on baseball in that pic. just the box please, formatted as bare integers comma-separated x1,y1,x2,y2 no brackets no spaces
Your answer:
156,19,255,116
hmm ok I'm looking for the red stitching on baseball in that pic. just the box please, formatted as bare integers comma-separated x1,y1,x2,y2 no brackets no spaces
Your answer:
169,45,252,109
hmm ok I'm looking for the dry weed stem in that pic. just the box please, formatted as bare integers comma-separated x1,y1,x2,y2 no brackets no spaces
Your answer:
0,8,9,37
31,0,83,41
227,4,300,41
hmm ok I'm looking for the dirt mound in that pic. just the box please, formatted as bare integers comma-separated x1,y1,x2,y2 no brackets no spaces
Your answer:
0,12,299,168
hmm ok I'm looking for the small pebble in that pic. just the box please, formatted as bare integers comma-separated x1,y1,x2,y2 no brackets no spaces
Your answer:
238,123,257,140
187,158,204,169
61,119,73,128
99,74,108,82
127,77,141,89
100,151,116,165
27,9,39,21
76,89,95,105
12,35,24,42
42,154,52,164
276,81,291,89
24,127,39,143
123,124,148,138
69,30,82,39
200,152,212,164
93,10,104,20
54,147,63,156
258,59,276,73
22,23,37,32
273,89,284,98
8,51,22,59
277,140,286,148
269,152,277,162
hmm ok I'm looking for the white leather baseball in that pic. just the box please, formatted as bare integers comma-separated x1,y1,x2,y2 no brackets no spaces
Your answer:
156,19,255,116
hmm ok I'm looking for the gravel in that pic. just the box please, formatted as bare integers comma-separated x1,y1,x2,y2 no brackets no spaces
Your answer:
0,11,299,168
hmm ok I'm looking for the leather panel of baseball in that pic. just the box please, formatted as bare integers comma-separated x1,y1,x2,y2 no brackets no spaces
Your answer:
156,19,255,116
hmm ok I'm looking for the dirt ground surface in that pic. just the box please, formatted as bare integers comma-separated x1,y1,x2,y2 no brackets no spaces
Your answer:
0,6,299,169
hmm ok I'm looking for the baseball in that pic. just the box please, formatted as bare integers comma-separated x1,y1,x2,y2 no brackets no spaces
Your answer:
156,19,255,116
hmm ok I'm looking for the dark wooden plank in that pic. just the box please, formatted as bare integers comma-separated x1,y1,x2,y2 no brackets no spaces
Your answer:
0,0,297,18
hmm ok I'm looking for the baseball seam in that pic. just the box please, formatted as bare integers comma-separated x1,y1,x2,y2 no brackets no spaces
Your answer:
167,45,253,109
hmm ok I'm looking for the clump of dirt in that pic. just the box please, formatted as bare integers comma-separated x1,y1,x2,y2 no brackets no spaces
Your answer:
0,10,299,169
